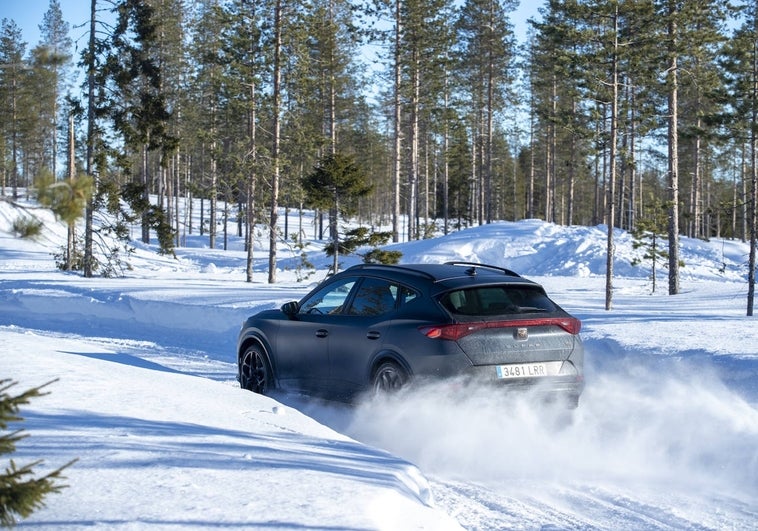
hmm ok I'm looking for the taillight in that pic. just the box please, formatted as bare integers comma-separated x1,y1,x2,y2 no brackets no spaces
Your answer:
420,323,486,341
419,317,581,340
555,317,582,335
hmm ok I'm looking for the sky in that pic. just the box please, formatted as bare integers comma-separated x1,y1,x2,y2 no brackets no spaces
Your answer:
2,0,89,44
3,0,543,49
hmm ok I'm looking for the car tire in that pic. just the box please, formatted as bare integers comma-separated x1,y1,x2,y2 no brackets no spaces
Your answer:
372,361,408,395
240,344,273,394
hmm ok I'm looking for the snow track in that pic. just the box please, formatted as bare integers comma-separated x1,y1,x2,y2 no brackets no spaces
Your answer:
431,479,588,530
430,478,758,530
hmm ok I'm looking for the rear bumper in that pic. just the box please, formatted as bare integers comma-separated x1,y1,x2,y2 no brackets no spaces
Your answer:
464,367,585,406
497,375,585,407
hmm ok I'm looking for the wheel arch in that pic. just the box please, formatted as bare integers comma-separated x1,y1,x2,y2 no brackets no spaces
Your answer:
368,350,413,381
237,332,276,376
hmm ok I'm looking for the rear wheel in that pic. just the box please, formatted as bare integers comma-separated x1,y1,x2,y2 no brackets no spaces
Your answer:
372,361,408,395
240,345,273,394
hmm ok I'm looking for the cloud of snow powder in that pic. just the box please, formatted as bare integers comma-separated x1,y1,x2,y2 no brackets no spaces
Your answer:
341,352,758,495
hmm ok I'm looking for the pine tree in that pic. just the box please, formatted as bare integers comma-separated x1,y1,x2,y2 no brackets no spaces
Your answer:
36,0,73,178
719,2,758,316
104,0,178,249
0,19,29,199
332,227,402,264
400,0,451,239
674,0,730,240
529,0,591,225
0,379,76,527
302,152,373,271
631,199,670,294
285,0,368,252
222,0,266,281
455,0,517,225
35,169,93,228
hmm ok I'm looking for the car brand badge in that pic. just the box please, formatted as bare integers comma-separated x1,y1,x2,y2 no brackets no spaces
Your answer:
516,327,528,341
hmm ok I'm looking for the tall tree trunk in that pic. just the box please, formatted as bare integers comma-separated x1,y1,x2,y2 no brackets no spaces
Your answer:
485,45,494,224
742,146,748,241
329,0,339,272
747,20,758,315
528,99,535,219
9,62,20,200
408,50,420,240
51,70,58,179
546,74,557,223
443,70,450,234
731,156,739,239
66,109,75,271
667,6,681,296
141,143,150,243
246,82,256,283
209,135,217,249
83,0,97,278
629,87,637,230
174,153,180,248
697,135,703,238
186,154,193,237
328,0,337,152
568,100,577,226
477,128,484,223
268,0,282,284
605,7,619,311
330,201,339,273
392,0,402,243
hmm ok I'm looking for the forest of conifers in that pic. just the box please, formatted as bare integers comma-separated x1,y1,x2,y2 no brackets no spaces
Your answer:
1,0,757,295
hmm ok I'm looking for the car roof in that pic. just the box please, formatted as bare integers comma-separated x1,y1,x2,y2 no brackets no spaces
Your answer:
344,262,539,288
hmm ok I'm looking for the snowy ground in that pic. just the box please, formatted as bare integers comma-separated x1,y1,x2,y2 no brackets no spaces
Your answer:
1,196,757,529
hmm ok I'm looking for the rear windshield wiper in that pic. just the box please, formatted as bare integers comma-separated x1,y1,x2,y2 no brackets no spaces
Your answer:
516,306,548,313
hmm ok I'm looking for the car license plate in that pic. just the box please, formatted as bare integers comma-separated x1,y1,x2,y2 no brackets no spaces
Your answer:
496,361,562,379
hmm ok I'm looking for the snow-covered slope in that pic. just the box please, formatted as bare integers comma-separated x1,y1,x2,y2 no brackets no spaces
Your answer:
1,196,757,529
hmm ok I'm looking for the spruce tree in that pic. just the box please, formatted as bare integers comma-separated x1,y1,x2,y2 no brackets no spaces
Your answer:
0,379,76,527
104,0,178,248
631,199,670,294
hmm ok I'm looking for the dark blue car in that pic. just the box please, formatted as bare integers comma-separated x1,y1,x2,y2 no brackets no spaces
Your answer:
237,262,585,407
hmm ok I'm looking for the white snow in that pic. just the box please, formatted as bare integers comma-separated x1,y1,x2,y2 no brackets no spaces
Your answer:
1,195,757,529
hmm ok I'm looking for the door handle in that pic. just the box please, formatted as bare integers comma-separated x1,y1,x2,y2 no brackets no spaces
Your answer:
366,330,381,340
316,329,328,338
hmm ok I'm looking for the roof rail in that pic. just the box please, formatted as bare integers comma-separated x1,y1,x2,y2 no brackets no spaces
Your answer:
346,263,437,280
443,261,521,278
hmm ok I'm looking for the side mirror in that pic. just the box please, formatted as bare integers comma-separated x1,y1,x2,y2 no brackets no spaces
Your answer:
281,301,300,318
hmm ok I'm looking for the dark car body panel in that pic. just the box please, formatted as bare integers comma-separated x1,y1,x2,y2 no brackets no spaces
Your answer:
458,325,578,365
237,262,585,404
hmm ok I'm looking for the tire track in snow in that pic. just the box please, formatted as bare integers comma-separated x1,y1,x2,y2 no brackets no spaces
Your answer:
429,478,588,530
432,477,757,531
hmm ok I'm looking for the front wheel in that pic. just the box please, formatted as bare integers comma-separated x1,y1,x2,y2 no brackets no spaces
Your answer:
372,361,408,395
240,345,273,394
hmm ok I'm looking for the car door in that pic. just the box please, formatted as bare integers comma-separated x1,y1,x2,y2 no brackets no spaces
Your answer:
325,277,398,399
275,277,357,394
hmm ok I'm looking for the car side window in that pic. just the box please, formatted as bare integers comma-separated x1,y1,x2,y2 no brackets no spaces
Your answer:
347,278,397,317
397,285,419,306
299,279,356,315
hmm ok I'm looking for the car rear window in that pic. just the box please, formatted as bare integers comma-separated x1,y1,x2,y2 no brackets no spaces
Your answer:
440,285,557,316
